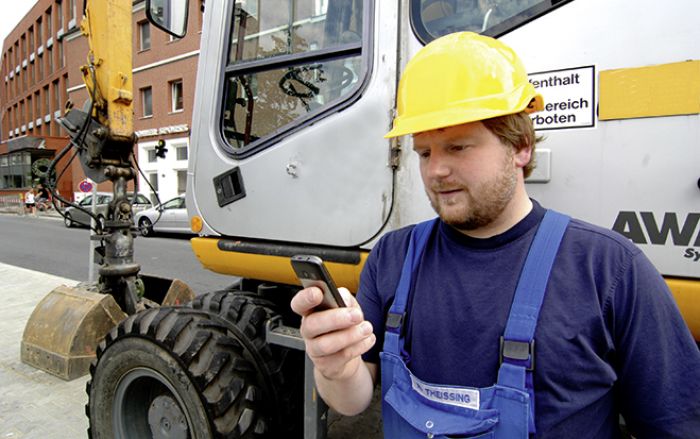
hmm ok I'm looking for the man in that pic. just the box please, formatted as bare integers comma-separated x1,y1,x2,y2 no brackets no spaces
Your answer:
291,32,700,438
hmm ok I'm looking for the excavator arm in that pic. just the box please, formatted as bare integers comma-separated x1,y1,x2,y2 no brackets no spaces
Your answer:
21,0,193,381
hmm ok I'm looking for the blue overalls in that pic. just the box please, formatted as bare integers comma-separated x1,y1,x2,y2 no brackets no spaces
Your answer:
380,211,570,438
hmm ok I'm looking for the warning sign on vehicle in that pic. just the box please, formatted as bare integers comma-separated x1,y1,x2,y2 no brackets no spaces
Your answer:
529,66,596,130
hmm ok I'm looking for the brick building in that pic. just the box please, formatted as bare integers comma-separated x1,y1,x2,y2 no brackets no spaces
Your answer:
0,0,77,200
1,0,202,203
131,0,203,204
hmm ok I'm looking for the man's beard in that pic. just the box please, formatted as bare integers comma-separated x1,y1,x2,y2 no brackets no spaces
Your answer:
427,156,517,231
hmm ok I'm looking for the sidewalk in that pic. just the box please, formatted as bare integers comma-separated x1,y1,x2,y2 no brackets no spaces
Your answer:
0,205,62,219
0,263,87,438
0,262,382,438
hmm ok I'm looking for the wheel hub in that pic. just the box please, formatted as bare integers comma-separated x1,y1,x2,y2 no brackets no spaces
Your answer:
148,394,188,439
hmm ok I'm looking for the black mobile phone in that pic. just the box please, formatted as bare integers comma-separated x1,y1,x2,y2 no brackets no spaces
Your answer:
291,255,347,310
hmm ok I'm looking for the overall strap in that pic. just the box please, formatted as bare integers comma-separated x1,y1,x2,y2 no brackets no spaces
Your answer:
497,209,570,433
383,218,438,356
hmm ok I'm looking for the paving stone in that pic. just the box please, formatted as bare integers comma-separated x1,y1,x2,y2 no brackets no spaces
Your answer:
0,264,84,438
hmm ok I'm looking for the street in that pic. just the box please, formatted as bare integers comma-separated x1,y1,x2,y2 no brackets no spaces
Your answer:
0,213,382,438
0,213,235,294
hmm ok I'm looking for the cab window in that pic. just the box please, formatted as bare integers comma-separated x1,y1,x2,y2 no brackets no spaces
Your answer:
411,0,573,42
221,0,369,156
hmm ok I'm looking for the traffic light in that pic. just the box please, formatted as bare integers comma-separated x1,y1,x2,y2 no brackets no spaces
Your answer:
155,139,168,159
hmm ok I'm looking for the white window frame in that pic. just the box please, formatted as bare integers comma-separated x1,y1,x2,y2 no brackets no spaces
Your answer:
176,169,187,194
175,144,188,161
141,86,153,117
147,172,159,205
139,21,151,51
170,79,184,112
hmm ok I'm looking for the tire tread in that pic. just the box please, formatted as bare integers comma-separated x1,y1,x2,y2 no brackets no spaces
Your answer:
87,291,302,438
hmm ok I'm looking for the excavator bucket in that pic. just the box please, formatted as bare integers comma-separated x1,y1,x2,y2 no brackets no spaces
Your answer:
21,285,127,381
21,276,196,381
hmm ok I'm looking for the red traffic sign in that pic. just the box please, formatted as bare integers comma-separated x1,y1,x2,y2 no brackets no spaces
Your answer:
79,179,94,193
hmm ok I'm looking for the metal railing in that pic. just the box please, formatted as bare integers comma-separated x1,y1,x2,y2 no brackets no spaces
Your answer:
0,194,24,214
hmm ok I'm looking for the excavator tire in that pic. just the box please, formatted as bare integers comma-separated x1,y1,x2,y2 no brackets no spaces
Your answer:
190,290,304,436
86,291,303,438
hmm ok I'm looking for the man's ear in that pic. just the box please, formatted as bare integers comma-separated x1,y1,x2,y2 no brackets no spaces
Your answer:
513,143,532,169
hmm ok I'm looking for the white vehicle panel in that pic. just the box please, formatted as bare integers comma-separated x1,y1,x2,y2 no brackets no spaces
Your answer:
189,0,398,247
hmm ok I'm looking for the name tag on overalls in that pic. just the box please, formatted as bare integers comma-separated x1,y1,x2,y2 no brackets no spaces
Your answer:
411,375,481,410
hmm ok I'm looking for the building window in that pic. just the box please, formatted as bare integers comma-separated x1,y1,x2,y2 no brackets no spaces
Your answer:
148,172,159,204
20,100,25,129
141,87,153,117
37,53,43,78
43,85,50,114
58,40,64,68
46,8,52,36
62,74,68,108
47,46,53,71
6,108,12,137
53,80,60,112
147,149,157,163
170,79,183,112
34,92,41,130
69,0,76,21
37,18,42,43
27,96,33,130
0,151,32,189
177,170,187,194
57,1,64,30
29,27,34,53
175,145,188,160
139,21,151,51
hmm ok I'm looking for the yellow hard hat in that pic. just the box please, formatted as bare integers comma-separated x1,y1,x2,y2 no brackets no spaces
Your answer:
385,32,543,138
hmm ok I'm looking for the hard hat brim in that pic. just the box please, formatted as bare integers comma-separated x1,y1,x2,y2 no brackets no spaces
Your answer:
385,88,543,138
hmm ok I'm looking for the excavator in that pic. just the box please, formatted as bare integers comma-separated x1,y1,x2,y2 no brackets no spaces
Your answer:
20,0,700,438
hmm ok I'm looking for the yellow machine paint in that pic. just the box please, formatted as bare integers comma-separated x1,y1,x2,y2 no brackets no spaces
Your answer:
599,60,700,120
667,278,700,341
80,0,134,138
191,237,369,293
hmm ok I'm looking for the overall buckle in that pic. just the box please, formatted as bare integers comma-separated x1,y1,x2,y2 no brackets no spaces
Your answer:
499,337,535,371
386,312,405,333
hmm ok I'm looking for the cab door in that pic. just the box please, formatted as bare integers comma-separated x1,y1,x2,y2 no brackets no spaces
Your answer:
189,0,399,247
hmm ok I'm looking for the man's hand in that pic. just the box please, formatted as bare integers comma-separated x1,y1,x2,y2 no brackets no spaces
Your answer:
291,286,376,382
